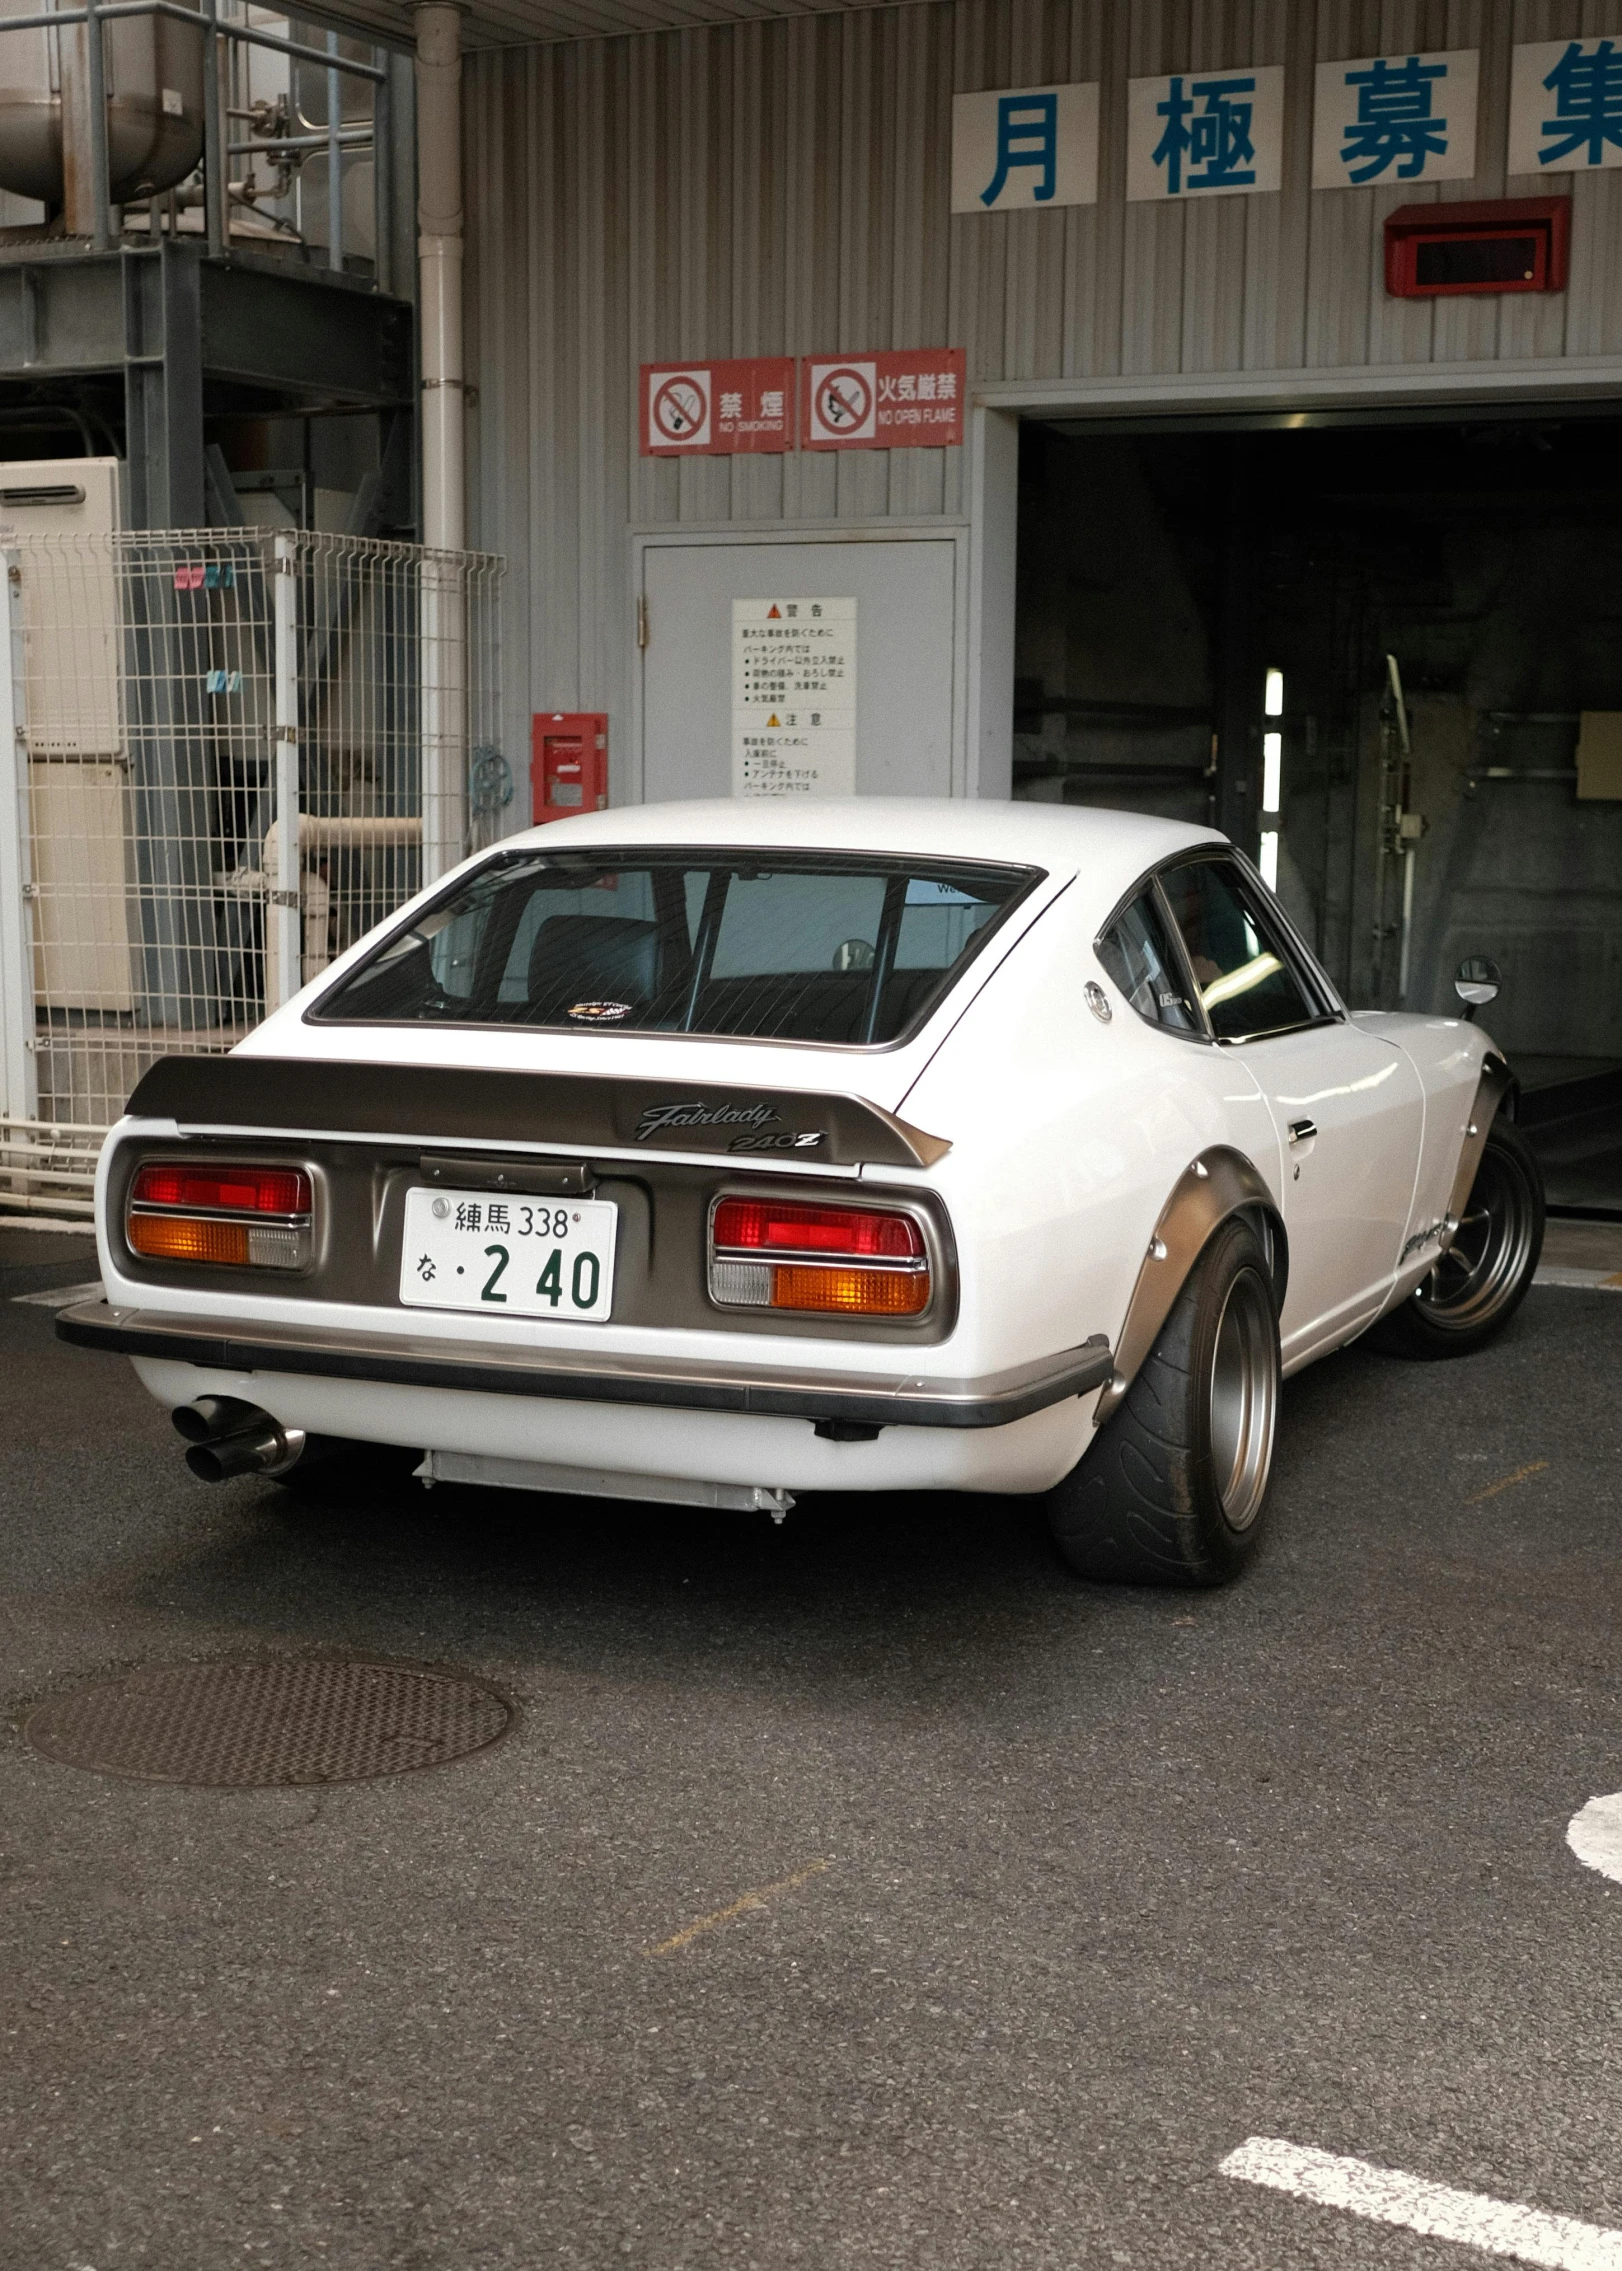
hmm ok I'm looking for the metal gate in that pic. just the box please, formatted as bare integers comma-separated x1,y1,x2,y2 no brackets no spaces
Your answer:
0,527,504,1217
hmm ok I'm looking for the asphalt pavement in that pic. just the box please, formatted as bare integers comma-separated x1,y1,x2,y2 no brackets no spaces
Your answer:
3,1223,1622,2270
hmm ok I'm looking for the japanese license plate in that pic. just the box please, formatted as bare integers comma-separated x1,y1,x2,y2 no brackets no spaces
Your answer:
399,1187,618,1323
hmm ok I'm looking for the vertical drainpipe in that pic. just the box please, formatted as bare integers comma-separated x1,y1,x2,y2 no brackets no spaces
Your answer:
414,1,464,554
413,3,467,880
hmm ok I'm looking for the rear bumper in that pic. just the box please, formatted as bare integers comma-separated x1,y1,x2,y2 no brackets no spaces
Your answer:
56,1300,1112,1433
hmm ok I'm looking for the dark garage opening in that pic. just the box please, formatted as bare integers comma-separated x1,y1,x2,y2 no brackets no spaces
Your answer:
1013,411,1622,1216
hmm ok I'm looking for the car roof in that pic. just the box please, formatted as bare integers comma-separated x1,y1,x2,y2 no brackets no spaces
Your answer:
491,798,1226,898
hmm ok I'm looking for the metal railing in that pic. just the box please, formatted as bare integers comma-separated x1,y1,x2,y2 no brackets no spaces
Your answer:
0,0,391,277
0,527,504,1215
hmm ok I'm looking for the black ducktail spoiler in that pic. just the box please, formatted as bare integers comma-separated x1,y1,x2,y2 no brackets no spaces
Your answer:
123,1056,952,1171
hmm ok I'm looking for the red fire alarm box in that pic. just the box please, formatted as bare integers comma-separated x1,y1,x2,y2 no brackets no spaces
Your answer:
1385,197,1570,299
531,712,608,824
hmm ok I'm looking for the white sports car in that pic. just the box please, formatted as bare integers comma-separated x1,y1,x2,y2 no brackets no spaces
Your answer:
60,800,1544,1587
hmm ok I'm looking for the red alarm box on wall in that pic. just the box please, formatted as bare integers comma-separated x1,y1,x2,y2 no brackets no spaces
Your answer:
530,712,608,824
1384,196,1570,298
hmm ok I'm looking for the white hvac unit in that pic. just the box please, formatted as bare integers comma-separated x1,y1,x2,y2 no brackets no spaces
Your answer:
7,459,135,1014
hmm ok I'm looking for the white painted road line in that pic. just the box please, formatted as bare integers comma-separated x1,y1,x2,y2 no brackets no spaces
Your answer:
10,1279,103,1307
1535,1266,1622,1291
1569,1793,1622,1885
1221,2138,1622,2268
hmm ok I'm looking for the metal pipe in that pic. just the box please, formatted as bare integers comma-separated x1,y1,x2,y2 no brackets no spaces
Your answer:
83,0,111,252
113,1,389,80
0,551,38,1134
173,1398,349,1483
201,0,224,257
172,1393,261,1443
271,531,302,1010
0,0,384,74
372,58,391,295
415,0,463,552
184,1415,308,1482
326,28,342,271
214,11,384,80
228,127,369,154
1398,840,1417,1004
416,1,466,883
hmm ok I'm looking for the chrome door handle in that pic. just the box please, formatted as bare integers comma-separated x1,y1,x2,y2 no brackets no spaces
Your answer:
1288,1118,1318,1145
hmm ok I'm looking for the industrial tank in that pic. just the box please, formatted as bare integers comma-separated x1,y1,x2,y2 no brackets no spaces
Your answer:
0,0,204,208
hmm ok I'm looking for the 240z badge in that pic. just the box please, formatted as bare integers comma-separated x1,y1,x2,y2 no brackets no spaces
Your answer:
728,1129,824,1152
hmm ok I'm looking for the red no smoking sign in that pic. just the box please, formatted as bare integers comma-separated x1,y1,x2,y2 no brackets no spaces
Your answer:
641,357,794,456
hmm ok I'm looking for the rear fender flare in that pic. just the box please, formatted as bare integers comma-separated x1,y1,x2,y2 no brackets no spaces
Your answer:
1092,1147,1287,1429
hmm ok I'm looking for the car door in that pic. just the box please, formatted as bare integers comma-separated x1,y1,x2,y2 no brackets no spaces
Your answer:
1155,855,1425,1366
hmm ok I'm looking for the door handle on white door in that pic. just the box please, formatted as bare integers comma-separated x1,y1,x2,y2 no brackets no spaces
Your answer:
1288,1118,1318,1145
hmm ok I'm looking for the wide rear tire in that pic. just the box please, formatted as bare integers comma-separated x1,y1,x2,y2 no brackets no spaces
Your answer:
1365,1115,1544,1361
1046,1216,1280,1588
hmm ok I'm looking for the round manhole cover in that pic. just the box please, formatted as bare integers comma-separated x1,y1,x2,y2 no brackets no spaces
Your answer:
24,1658,513,1787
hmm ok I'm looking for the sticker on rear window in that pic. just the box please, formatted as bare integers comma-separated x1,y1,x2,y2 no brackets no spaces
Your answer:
568,1000,631,1023
904,879,980,906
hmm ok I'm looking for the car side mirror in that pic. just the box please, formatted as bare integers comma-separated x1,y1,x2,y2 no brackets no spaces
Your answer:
1454,954,1501,1020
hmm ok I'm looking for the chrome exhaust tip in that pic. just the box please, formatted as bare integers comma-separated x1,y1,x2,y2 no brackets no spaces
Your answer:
183,1415,308,1485
171,1394,264,1446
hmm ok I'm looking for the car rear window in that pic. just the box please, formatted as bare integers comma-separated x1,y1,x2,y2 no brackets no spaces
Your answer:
310,848,1041,1048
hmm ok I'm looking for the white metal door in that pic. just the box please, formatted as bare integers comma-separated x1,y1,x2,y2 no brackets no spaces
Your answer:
638,537,959,802
1247,1023,1426,1362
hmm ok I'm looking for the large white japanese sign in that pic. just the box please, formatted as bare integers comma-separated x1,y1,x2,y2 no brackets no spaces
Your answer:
951,82,1099,212
1127,65,1284,200
1313,49,1479,188
732,598,856,799
1508,39,1622,176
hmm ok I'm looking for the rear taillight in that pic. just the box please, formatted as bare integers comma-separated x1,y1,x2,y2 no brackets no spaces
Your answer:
127,1160,313,1271
708,1196,930,1317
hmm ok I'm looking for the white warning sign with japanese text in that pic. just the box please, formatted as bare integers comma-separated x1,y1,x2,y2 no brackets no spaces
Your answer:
731,597,857,798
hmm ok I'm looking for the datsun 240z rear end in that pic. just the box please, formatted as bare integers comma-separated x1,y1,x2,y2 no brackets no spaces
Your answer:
58,797,1537,1587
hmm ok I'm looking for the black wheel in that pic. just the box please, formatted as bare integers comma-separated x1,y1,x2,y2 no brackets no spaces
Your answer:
1366,1115,1544,1360
1046,1215,1281,1588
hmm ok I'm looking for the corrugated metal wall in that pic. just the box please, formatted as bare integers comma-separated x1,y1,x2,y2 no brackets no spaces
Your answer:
464,0,1622,788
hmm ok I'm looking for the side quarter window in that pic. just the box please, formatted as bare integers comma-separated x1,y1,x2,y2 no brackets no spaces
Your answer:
1096,889,1201,1034
1158,859,1320,1042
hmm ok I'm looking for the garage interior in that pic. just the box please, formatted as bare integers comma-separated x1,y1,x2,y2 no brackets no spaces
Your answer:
1013,409,1622,1217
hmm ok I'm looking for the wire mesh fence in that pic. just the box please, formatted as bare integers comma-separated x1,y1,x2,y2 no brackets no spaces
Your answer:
0,526,503,1215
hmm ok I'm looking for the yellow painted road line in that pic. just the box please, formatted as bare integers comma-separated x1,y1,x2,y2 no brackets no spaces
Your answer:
1465,1459,1550,1507
644,1858,833,1957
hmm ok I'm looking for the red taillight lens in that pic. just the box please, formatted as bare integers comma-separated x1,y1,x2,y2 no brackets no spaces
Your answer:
709,1196,931,1317
126,1159,312,1271
711,1198,923,1261
131,1163,311,1216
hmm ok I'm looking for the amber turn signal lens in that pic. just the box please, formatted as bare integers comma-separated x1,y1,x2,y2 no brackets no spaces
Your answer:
129,1214,250,1266
771,1264,930,1316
